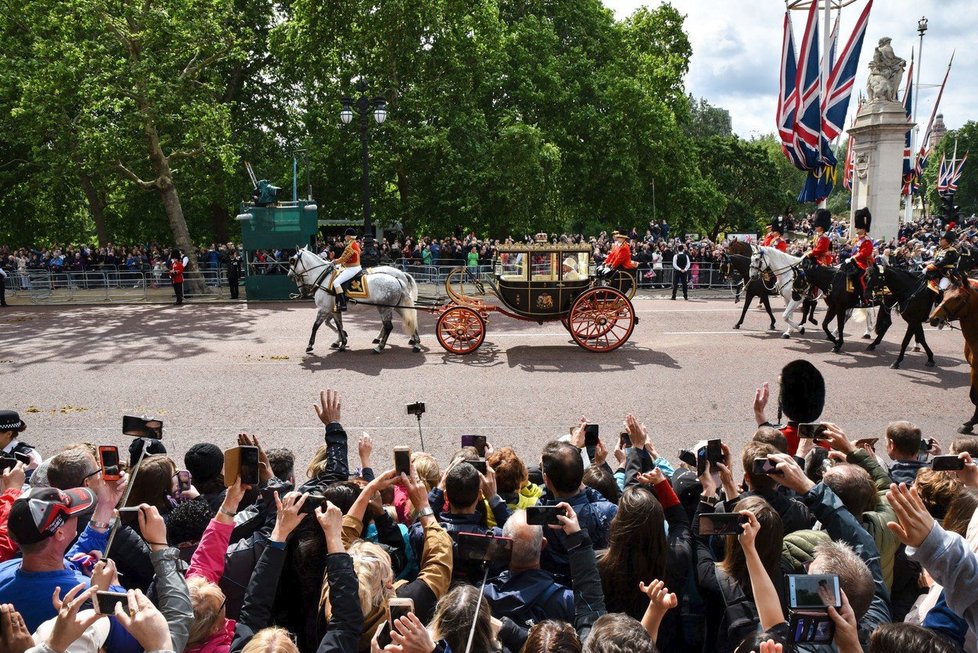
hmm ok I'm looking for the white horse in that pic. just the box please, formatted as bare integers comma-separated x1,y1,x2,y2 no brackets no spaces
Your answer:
287,247,421,354
752,246,875,342
751,247,807,339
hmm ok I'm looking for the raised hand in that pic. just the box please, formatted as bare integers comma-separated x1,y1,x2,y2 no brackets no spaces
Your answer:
271,491,307,542
753,382,770,425
737,510,760,552
1,462,25,492
886,482,935,548
48,585,105,653
624,414,648,449
0,603,34,653
113,590,172,652
314,389,341,426
551,501,581,535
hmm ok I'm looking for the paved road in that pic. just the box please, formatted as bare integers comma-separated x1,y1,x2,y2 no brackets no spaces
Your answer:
1,297,970,472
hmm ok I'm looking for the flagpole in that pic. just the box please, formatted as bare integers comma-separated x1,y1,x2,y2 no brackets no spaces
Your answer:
817,0,832,209
905,16,928,224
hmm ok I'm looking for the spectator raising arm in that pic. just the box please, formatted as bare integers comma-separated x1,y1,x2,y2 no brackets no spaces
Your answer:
315,501,364,653
738,510,783,630
137,505,193,653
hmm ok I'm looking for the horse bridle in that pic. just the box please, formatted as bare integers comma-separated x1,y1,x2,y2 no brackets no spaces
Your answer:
935,284,970,328
753,249,799,295
288,250,331,298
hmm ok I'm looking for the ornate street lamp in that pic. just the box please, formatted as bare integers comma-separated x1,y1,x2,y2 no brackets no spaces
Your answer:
340,79,387,236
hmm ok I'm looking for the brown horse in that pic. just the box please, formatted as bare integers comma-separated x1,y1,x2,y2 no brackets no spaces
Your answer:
930,279,978,433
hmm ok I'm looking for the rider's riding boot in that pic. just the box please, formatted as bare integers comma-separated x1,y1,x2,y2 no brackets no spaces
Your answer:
335,292,348,312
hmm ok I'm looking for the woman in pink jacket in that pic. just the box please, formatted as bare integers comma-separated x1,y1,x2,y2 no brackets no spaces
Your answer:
185,479,248,653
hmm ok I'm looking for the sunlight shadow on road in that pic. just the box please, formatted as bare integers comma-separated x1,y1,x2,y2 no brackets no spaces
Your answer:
505,344,680,373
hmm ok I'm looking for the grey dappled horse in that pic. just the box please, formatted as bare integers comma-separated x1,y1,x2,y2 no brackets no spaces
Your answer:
288,247,421,354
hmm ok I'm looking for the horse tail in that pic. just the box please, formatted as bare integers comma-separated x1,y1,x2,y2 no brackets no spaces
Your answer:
397,289,419,337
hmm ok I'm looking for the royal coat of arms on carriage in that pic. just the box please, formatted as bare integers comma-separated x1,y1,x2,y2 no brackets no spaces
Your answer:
536,293,554,310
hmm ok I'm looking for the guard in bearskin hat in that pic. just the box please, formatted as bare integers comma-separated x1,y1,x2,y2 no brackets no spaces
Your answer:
806,209,834,266
925,229,960,294
330,228,362,312
845,207,875,306
756,360,826,456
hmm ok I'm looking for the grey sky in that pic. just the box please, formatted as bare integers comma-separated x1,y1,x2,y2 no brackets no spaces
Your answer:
602,0,973,139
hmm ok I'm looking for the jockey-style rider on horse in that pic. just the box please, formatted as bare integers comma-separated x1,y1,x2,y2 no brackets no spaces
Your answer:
330,227,362,312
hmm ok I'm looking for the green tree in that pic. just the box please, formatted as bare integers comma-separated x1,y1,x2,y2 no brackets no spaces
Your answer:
925,123,978,218
684,95,732,140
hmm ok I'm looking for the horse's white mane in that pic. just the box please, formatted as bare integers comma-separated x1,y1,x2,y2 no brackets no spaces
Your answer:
757,246,802,266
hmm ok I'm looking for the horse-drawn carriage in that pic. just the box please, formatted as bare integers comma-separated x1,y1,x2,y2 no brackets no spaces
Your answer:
434,241,638,354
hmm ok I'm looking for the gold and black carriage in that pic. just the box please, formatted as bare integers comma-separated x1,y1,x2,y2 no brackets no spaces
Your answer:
434,241,638,354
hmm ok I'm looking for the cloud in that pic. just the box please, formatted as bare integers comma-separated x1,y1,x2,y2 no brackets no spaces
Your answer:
602,0,976,139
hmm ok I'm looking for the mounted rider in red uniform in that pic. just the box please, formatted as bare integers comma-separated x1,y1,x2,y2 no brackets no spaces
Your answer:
846,207,875,307
330,227,362,312
806,209,834,266
763,217,789,252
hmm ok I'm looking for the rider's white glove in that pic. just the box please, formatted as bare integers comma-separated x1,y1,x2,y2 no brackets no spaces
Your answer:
845,257,853,264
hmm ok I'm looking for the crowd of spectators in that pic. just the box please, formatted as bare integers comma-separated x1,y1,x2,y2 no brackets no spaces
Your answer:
4,361,978,652
4,212,977,293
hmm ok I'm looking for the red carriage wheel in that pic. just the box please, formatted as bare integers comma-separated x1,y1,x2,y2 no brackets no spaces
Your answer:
569,288,635,352
436,306,486,354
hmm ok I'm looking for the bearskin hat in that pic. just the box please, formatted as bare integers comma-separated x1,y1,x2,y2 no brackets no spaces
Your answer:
778,359,825,423
344,227,357,237
943,230,958,243
813,209,832,232
768,216,785,234
854,207,872,231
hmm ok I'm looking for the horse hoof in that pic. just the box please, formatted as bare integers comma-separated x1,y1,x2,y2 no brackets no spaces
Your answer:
959,424,975,435
913,346,922,352
732,324,740,330
372,346,382,354
769,325,777,331
832,345,842,354
330,343,339,349
889,361,900,369
925,359,935,368
413,346,422,353
799,327,806,335
305,347,313,354
372,338,380,344
862,334,871,340
781,333,790,340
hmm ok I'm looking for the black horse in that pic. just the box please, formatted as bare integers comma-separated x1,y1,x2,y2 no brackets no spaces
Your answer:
720,253,777,330
865,265,936,369
794,260,867,353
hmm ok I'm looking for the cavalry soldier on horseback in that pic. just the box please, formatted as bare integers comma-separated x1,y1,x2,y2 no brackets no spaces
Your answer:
925,229,960,295
846,207,874,307
330,227,362,312
762,217,788,252
806,209,834,266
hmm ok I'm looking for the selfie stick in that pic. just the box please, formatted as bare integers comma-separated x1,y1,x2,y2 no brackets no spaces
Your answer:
104,444,147,557
463,566,491,653
415,412,426,452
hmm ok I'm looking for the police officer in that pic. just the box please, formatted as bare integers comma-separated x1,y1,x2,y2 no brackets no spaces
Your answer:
926,230,960,294
226,246,242,300
0,410,41,470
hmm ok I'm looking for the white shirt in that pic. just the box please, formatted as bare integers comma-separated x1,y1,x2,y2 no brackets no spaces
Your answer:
672,253,691,272
3,438,42,468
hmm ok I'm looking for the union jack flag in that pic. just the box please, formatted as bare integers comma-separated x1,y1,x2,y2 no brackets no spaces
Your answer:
937,155,951,194
822,0,872,142
949,153,969,193
777,11,803,168
901,57,915,196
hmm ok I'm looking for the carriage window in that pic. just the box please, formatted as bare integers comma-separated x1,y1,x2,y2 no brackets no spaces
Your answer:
530,253,556,281
561,253,588,281
498,252,528,281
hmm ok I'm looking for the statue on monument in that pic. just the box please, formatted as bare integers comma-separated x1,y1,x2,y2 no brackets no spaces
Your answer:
866,37,906,103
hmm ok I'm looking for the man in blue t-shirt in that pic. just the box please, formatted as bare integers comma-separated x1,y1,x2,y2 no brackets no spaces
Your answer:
0,486,125,631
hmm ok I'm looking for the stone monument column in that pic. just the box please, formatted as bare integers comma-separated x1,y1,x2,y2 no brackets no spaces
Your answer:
846,38,911,244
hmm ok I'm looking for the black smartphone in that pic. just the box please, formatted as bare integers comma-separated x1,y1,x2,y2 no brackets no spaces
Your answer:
525,505,563,526
797,423,828,439
394,446,411,476
456,532,514,565
238,446,260,485
13,451,31,465
695,513,746,536
678,448,696,467
299,494,327,515
752,457,782,475
122,415,163,439
696,447,708,476
786,574,842,609
0,456,18,472
406,402,426,416
116,506,142,514
461,435,487,457
99,446,121,482
706,439,723,463
584,424,600,448
95,590,129,615
789,610,836,643
931,455,966,471
619,433,631,449
468,457,487,474
176,470,192,492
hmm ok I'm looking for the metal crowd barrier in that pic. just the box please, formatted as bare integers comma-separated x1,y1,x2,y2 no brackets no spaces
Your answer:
4,269,233,304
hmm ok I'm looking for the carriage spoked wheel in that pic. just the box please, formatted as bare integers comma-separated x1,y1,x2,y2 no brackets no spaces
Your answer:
436,306,486,354
569,288,635,352
603,269,637,300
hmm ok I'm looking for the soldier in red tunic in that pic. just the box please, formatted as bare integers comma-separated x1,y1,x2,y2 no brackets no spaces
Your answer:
763,217,788,252
806,209,834,266
846,207,875,307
